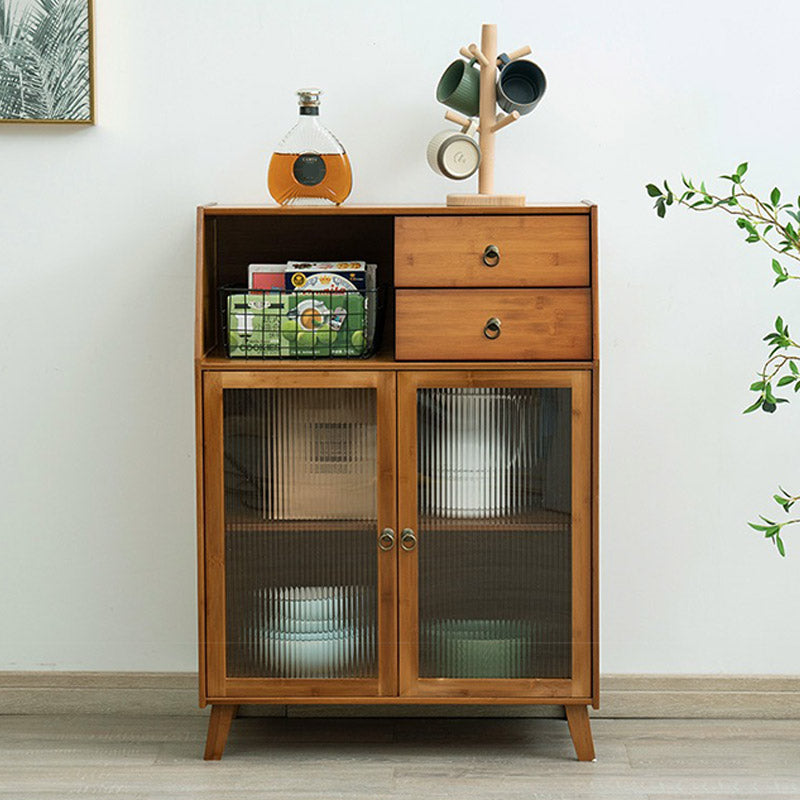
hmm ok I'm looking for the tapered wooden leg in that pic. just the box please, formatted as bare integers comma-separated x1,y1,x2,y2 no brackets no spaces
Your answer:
565,704,596,761
203,704,238,760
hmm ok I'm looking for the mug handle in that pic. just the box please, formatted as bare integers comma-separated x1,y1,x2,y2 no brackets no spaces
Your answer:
497,53,510,70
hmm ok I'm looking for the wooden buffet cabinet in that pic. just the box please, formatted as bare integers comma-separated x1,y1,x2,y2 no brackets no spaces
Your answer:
195,204,599,760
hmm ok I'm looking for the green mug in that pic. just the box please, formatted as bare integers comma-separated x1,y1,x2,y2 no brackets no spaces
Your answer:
436,58,480,117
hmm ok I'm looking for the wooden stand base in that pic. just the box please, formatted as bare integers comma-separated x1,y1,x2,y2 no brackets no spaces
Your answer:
203,704,238,760
447,193,526,207
565,704,596,761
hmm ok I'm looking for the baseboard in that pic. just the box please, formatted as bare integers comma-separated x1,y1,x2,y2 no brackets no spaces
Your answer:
1,672,798,718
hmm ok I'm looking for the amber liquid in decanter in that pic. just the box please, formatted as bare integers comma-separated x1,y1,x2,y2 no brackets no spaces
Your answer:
267,152,352,206
267,88,352,206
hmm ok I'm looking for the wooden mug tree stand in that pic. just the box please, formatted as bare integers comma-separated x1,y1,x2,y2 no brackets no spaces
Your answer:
446,23,528,207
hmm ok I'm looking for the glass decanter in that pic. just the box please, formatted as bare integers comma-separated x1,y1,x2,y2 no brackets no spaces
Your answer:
267,88,353,206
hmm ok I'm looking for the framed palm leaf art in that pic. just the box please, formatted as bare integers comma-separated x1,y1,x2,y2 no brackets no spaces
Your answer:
0,0,94,123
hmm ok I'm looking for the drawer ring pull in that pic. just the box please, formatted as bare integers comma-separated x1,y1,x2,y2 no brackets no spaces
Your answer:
483,317,502,340
400,528,417,551
482,244,500,267
378,528,395,551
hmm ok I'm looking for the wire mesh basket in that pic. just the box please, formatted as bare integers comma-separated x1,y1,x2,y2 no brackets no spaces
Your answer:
220,287,382,359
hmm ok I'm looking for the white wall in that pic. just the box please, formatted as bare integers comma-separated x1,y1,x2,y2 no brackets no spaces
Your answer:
1,0,798,673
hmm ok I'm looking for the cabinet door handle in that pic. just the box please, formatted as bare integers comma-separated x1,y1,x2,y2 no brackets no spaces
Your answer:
483,317,502,340
482,244,500,267
400,528,417,551
377,528,395,551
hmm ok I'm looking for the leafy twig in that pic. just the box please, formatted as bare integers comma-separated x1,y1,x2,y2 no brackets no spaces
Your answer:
646,164,798,555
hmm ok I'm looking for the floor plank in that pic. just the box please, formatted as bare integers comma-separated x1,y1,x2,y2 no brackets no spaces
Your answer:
0,716,798,798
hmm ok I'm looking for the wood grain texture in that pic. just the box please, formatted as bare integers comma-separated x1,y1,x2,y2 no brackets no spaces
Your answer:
200,204,592,216
395,289,592,361
592,362,600,709
396,372,418,698
571,371,593,699
203,704,238,760
478,23,497,195
3,715,800,796
565,704,596,761
375,371,399,697
446,192,526,206
194,367,207,706
395,215,591,287
199,350,596,371
590,204,599,362
201,372,226,698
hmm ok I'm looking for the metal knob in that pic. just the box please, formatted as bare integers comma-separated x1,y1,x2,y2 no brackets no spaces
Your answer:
400,528,417,551
378,528,395,551
482,244,500,267
483,317,502,340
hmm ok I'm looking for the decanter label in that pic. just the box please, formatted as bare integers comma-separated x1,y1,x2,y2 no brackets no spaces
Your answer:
292,153,327,186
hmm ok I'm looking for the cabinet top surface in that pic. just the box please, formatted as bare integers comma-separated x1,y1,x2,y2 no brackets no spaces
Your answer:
199,203,593,216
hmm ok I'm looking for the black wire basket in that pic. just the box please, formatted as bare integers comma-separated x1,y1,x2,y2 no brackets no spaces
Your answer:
220,287,383,359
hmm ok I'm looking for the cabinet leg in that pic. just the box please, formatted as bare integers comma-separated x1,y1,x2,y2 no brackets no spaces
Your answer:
203,704,239,760
564,704,595,761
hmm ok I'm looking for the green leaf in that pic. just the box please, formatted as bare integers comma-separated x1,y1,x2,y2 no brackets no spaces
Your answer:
749,381,765,391
778,376,795,386
657,200,666,218
776,535,786,557
743,397,764,413
646,184,663,197
790,361,799,375
774,494,789,505
736,162,748,177
776,316,784,332
748,522,769,531
772,259,784,275
771,187,781,206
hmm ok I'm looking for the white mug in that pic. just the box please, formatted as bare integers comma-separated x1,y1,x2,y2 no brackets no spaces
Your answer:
426,119,481,180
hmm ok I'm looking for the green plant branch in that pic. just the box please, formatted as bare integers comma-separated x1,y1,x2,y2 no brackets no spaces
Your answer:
646,163,798,555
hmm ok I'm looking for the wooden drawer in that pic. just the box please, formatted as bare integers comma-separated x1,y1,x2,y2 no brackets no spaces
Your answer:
395,215,590,287
395,289,592,361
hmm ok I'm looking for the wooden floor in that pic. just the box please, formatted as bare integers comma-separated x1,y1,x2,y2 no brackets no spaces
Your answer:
1,714,799,798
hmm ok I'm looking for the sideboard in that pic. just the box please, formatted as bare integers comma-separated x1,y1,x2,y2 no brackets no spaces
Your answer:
195,204,599,760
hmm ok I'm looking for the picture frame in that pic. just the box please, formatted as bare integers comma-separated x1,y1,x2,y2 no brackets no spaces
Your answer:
0,0,95,124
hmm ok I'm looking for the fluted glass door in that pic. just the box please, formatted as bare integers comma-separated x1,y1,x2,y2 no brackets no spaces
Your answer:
203,372,396,697
397,371,592,698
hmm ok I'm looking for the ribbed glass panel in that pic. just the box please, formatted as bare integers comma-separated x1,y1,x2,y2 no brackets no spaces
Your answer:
223,388,378,679
417,387,572,679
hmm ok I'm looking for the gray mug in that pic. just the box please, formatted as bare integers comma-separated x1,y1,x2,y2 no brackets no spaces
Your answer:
496,53,546,116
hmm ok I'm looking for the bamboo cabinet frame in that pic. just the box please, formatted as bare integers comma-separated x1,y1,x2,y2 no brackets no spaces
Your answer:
195,204,599,762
